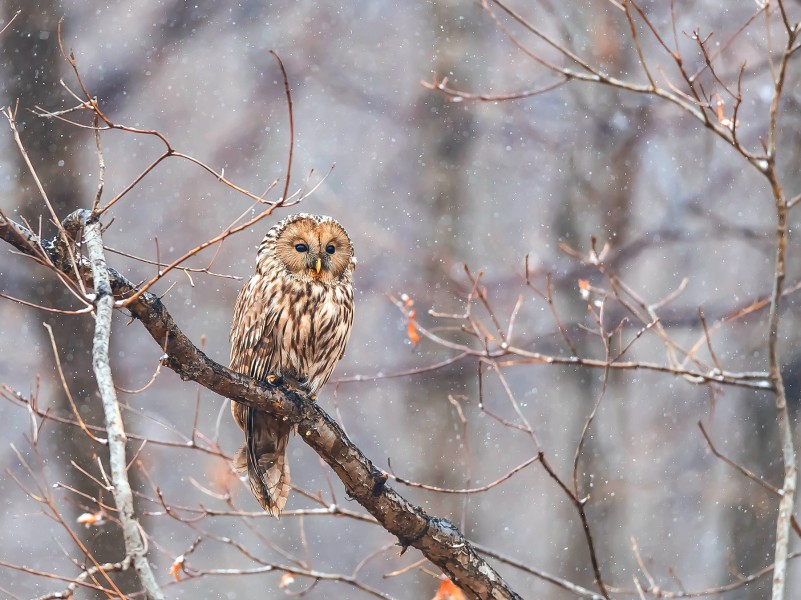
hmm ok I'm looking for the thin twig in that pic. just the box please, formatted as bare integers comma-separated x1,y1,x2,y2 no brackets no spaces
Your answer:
386,454,539,494
270,50,295,205
43,322,106,444
0,10,20,37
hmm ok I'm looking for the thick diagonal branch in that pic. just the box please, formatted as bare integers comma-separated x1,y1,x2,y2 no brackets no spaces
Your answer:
0,210,521,600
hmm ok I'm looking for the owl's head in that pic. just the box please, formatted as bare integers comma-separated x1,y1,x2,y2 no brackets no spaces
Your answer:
260,213,355,283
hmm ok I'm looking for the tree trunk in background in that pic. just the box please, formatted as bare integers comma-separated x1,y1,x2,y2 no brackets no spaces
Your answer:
0,6,136,595
405,1,485,592
550,4,644,590
551,4,779,591
723,70,801,598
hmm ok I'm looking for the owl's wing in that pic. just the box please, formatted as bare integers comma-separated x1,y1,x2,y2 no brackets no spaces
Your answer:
230,273,281,381
230,273,292,515
336,292,355,361
337,305,353,361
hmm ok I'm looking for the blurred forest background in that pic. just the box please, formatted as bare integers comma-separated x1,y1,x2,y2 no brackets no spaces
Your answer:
1,0,800,598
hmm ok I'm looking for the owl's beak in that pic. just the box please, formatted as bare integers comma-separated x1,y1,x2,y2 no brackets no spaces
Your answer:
315,257,322,273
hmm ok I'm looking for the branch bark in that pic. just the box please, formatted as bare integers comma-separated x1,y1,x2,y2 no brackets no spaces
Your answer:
763,19,798,600
0,209,522,600
82,210,164,600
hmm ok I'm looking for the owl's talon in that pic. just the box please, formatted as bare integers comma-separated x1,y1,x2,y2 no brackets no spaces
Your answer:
266,374,282,387
371,469,388,496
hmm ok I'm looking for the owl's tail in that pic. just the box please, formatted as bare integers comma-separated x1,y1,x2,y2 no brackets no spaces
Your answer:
232,404,292,517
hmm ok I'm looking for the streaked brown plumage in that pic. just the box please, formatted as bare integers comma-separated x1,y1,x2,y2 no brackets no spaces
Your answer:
230,213,355,515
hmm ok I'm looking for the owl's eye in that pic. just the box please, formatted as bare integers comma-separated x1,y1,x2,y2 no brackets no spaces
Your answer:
295,243,308,253
325,244,336,255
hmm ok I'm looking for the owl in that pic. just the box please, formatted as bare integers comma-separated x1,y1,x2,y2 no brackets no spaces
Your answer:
230,213,355,515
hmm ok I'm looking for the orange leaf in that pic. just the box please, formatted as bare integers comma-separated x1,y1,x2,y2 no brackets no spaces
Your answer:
76,511,106,528
169,555,184,581
279,572,296,589
713,94,736,129
407,310,421,345
433,577,466,600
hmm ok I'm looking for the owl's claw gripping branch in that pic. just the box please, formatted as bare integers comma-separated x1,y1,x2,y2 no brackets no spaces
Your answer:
371,467,389,497
0,209,523,600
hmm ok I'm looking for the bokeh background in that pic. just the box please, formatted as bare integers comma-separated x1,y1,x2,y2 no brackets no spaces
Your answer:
1,1,801,598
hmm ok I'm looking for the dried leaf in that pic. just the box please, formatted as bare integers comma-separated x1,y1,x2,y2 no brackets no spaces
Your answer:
407,309,421,345
433,577,466,600
169,555,184,581
76,511,105,528
279,572,296,589
714,94,737,130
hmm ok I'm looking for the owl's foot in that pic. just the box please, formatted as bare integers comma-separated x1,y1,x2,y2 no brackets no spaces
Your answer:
279,375,314,398
371,468,388,496
265,374,283,387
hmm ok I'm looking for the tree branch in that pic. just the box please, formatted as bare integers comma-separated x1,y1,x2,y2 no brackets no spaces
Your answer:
0,209,522,600
82,209,164,600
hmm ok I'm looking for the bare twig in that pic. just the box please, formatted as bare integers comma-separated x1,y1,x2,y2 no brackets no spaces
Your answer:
270,50,295,206
0,10,20,37
386,454,539,494
43,322,106,444
421,76,569,101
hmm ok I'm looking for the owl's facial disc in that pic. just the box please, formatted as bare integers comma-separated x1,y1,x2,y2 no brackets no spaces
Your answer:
274,217,353,282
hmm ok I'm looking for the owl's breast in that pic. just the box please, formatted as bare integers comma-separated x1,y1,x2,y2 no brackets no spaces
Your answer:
266,278,353,394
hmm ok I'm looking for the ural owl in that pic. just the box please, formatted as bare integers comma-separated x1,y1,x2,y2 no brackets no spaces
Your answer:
230,213,355,515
